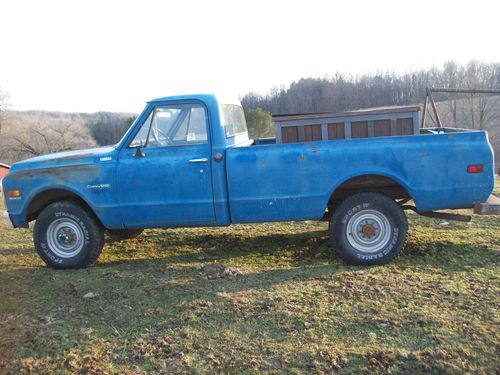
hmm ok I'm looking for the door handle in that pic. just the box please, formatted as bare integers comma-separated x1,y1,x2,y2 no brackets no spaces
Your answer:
189,158,209,163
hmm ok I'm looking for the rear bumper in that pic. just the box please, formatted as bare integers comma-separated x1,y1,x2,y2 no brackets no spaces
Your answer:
2,211,14,228
474,195,500,215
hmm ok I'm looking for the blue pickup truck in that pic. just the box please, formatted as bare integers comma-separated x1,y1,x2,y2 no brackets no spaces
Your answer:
1,94,496,268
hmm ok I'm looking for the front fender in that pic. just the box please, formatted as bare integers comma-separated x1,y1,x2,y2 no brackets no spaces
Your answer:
3,163,121,229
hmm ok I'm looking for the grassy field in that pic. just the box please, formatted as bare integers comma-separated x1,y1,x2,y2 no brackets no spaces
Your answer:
0,181,499,374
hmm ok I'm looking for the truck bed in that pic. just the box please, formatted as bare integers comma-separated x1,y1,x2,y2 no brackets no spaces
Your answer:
226,128,494,223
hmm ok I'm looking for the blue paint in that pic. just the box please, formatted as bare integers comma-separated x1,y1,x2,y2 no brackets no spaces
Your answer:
2,94,495,229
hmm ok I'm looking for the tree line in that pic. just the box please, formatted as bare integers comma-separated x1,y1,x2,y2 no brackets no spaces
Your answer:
241,61,500,169
241,61,500,118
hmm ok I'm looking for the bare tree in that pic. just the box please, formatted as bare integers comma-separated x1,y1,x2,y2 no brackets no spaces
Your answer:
475,64,498,130
9,121,96,158
461,61,500,130
440,61,463,127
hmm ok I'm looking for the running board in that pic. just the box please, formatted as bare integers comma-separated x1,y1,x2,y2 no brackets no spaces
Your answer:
474,195,500,215
402,205,472,222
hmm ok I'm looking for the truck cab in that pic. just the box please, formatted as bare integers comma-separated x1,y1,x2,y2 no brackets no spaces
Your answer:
114,94,246,228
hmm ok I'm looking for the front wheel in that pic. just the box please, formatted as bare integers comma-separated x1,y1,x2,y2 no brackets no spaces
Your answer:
329,192,408,266
33,201,104,269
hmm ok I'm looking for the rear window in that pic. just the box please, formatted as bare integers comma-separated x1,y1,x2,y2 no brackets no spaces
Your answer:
221,104,248,138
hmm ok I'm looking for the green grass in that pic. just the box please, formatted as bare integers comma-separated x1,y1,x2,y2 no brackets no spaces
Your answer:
1,180,499,374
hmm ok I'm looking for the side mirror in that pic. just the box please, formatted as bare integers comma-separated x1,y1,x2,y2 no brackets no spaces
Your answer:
133,146,145,158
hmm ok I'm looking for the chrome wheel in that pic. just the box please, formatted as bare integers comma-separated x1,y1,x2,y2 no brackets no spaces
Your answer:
346,209,391,253
46,218,84,258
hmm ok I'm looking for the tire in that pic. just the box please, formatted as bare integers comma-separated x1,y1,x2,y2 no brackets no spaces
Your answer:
329,192,408,266
33,201,104,269
107,229,143,241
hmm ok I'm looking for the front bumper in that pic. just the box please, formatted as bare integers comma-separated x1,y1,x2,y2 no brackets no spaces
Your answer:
2,211,14,228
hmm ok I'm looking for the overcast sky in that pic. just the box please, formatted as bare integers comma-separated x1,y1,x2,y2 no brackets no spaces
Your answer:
1,0,499,113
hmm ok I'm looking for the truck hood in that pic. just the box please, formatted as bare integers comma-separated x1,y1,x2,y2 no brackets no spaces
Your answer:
9,146,117,173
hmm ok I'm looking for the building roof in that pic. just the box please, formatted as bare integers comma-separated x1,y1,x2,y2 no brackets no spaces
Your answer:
0,163,11,169
272,105,421,122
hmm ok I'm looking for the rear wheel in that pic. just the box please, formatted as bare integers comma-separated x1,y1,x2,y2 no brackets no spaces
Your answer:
329,192,408,265
33,201,104,269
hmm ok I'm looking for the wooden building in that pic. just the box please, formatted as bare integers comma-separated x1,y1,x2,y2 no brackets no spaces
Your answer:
273,105,421,144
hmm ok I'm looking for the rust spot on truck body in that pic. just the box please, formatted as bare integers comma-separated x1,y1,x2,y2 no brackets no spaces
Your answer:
39,153,97,163
257,160,267,169
9,165,100,182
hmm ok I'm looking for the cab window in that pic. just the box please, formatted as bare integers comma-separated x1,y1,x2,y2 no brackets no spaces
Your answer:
221,104,248,138
130,104,208,148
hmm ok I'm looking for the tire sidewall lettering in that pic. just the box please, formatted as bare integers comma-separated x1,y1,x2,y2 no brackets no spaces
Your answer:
40,241,63,264
342,202,371,225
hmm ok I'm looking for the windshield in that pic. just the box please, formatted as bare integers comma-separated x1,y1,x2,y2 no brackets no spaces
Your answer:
221,104,248,138
130,104,208,148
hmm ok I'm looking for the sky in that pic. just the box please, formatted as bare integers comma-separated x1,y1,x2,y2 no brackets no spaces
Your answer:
1,0,499,113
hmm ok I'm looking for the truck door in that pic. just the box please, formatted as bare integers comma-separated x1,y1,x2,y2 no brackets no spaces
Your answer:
116,102,215,228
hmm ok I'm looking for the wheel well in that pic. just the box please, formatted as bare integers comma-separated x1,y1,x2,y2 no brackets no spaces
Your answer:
328,175,411,208
26,189,100,224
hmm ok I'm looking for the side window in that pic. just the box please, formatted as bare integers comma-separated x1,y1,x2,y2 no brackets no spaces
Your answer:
221,104,248,138
186,107,208,142
130,104,208,148
130,111,153,148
